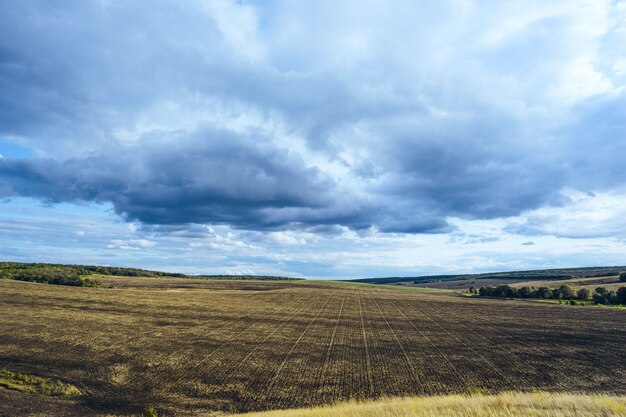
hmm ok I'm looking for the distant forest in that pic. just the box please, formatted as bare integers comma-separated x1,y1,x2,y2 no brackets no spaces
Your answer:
0,262,299,287
352,266,626,285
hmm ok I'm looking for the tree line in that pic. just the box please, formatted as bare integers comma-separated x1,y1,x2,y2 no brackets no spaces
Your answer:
0,264,101,287
0,262,301,287
0,262,188,287
0,262,187,278
471,273,626,306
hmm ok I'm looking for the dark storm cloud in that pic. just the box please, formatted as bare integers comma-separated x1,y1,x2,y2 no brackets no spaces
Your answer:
0,127,372,230
363,111,570,219
0,0,625,234
562,94,626,189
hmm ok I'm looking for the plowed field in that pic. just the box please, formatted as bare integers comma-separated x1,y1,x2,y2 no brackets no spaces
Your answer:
0,278,624,416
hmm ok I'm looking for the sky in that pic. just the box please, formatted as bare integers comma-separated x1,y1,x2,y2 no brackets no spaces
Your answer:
1,0,626,278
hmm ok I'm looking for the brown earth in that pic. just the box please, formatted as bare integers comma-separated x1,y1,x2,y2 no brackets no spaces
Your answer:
511,275,624,291
401,278,530,290
0,278,624,416
406,275,623,292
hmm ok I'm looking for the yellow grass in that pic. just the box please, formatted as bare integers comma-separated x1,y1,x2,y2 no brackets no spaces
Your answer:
0,370,80,397
233,392,626,417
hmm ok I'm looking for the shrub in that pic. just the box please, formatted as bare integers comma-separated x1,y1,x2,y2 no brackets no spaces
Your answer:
620,272,626,283
143,406,158,417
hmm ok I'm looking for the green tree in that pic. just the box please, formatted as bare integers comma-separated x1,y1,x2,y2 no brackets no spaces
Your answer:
593,292,607,304
619,272,626,283
536,287,553,299
479,286,493,296
606,291,618,305
558,285,575,300
595,286,608,295
576,288,590,301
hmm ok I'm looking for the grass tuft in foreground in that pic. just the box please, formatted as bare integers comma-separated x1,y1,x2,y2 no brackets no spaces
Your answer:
233,392,626,417
0,370,81,397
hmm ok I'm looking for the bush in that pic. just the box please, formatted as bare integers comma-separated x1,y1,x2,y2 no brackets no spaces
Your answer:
620,272,626,283
143,406,158,417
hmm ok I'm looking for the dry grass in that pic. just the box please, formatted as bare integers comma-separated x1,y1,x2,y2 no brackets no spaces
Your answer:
234,392,626,417
0,370,80,397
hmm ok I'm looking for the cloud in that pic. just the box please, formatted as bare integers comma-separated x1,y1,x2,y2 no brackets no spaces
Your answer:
107,239,157,250
0,0,625,237
267,231,307,246
0,126,372,230
4,196,626,278
506,189,626,239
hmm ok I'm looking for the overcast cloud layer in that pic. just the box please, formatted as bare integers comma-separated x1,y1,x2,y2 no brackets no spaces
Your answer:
1,0,626,276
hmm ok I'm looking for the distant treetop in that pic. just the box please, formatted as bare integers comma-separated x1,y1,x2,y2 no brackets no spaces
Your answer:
0,262,300,286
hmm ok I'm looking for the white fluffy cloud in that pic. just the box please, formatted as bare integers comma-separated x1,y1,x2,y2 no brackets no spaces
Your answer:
507,189,626,238
108,239,157,250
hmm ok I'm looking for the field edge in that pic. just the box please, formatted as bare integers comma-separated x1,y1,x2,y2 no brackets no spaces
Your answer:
229,391,626,417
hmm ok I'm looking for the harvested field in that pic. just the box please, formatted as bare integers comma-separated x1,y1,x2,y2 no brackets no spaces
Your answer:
405,275,624,292
511,275,624,291
404,278,530,290
0,277,624,416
